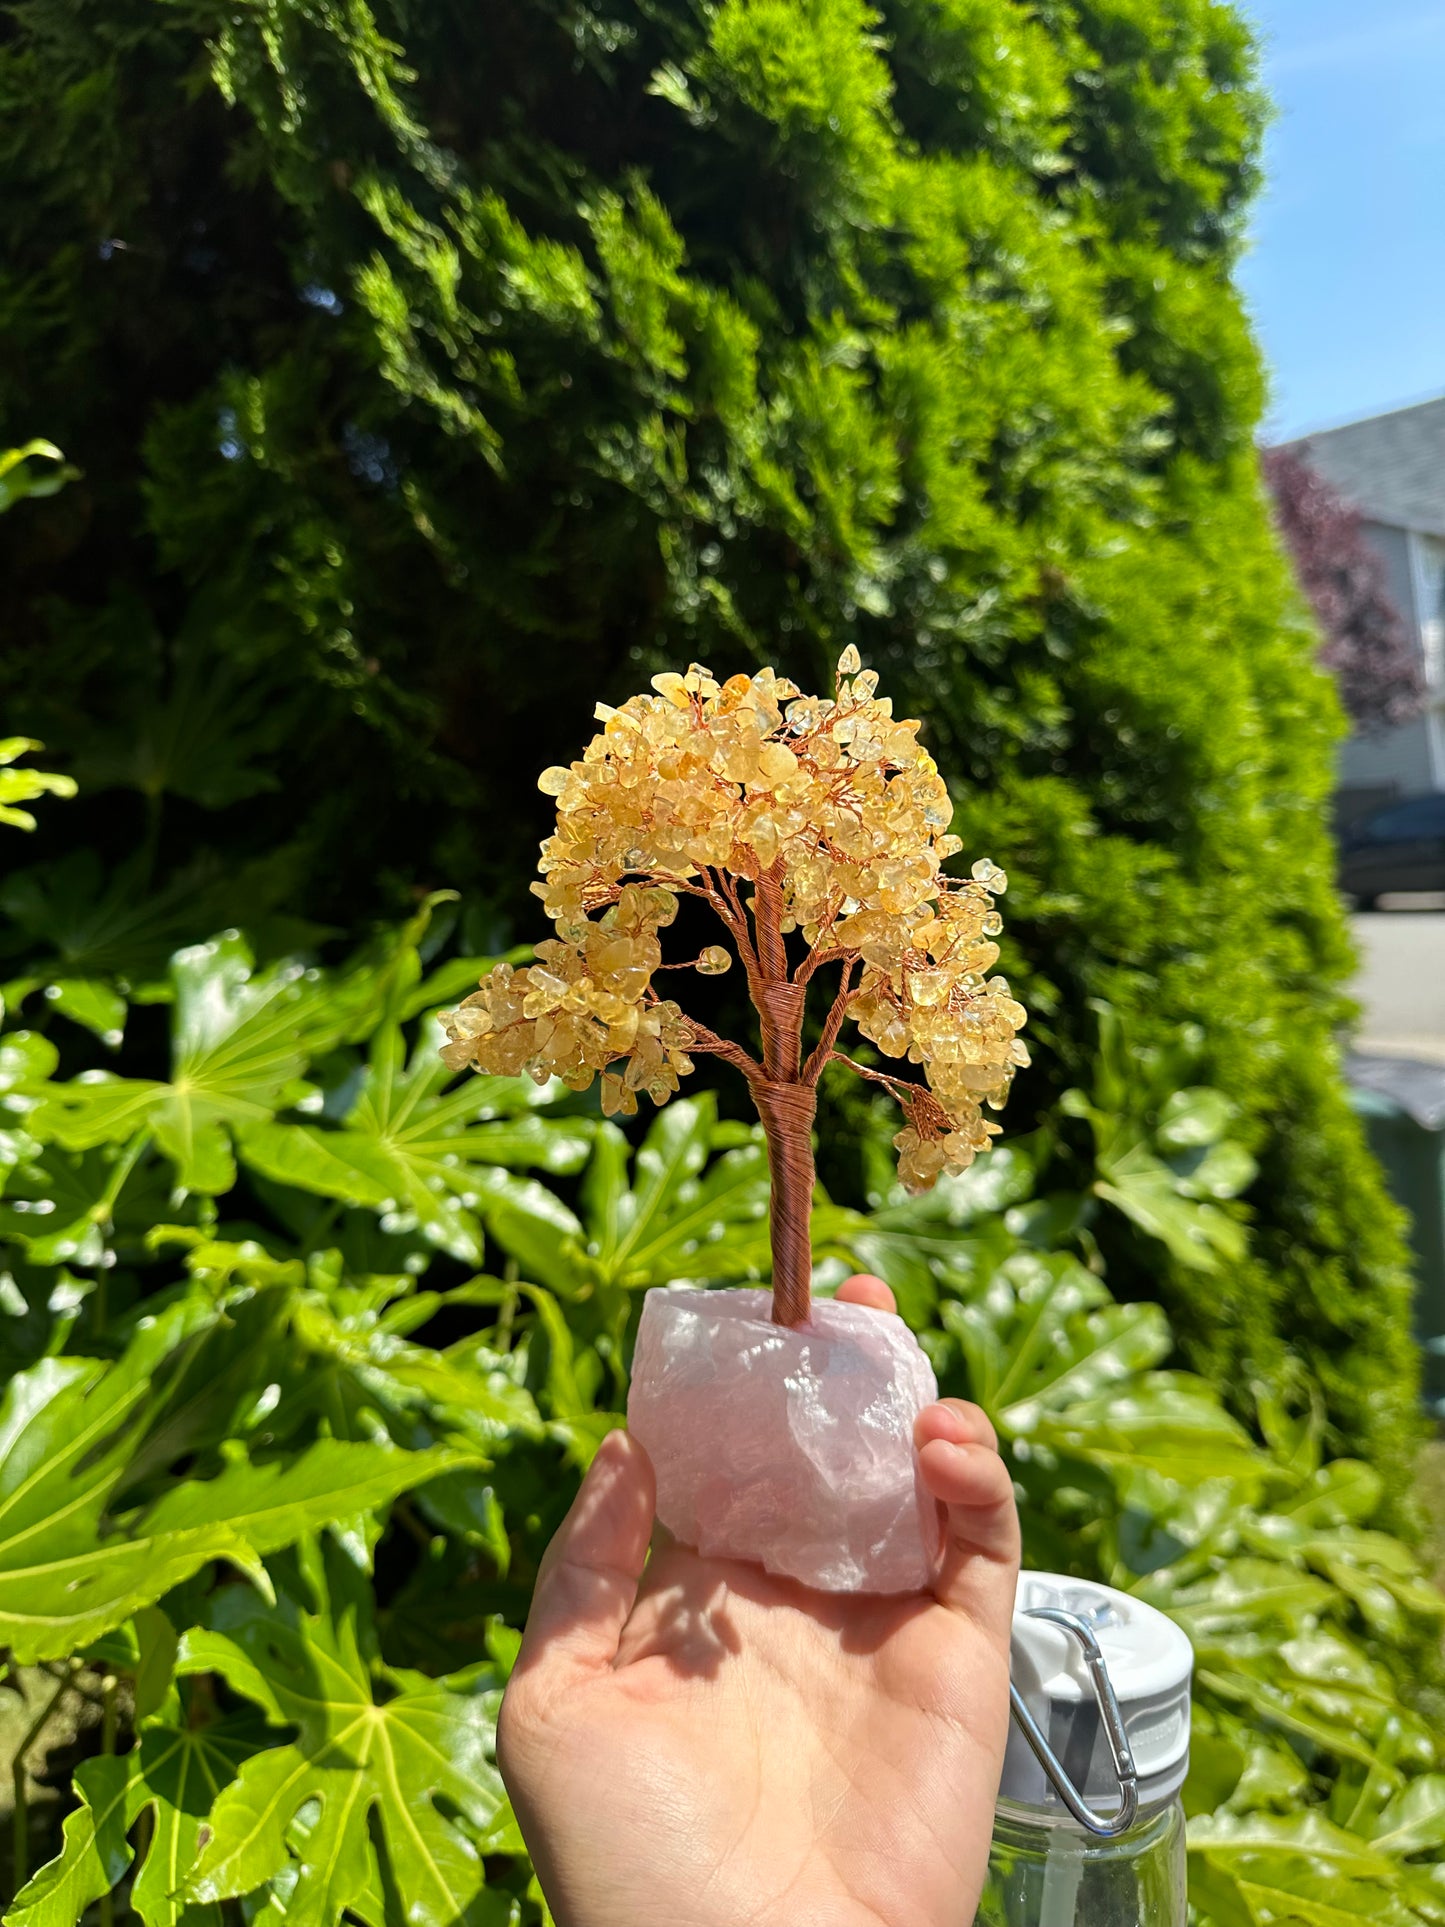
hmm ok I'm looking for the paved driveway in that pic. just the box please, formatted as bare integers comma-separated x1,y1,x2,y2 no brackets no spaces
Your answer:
1350,910,1445,1064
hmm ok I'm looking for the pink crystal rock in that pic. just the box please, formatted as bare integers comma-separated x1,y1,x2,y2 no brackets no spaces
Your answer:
627,1286,944,1595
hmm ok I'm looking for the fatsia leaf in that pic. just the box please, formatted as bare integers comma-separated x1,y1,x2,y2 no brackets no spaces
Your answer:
33,936,344,1191
289,1286,544,1453
942,1251,1170,1428
31,976,127,1046
1155,1086,1236,1150
581,1097,776,1288
1095,1143,1246,1270
1231,1864,1418,1927
1194,1634,1408,1769
0,1303,479,1661
67,633,293,810
0,852,232,988
1033,1374,1263,1485
5,1754,133,1927
480,1096,811,1296
1275,1459,1384,1528
1369,1775,1445,1859
1187,1808,1398,1877
0,1138,171,1268
1153,1558,1336,1638
127,1716,263,1927
0,439,73,511
177,1565,512,1927
6,1712,264,1927
236,1022,590,1264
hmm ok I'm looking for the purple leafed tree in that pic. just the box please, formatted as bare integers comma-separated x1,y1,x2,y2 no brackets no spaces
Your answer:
1263,444,1425,735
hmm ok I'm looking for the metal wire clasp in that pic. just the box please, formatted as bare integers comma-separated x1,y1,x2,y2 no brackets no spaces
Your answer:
1007,1606,1140,1838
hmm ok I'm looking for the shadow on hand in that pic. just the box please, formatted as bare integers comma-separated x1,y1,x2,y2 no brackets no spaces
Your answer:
619,1530,936,1683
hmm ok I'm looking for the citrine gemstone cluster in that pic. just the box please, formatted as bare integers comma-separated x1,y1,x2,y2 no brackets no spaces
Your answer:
442,651,1028,1214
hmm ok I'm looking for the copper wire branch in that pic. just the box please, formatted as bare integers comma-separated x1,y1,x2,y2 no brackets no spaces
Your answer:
547,857,861,1328
682,1018,764,1083
795,943,847,986
751,861,790,986
800,955,859,1087
827,1050,925,1105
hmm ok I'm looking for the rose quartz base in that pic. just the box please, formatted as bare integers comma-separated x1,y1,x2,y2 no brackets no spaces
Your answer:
627,1287,943,1594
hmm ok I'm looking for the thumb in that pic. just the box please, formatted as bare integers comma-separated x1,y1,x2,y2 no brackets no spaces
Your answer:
916,1400,1020,1637
511,1428,656,1689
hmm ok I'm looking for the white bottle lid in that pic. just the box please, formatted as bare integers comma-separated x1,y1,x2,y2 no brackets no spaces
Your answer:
999,1571,1193,1825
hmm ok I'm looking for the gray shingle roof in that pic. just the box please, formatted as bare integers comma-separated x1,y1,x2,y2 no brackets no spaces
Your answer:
1278,396,1445,536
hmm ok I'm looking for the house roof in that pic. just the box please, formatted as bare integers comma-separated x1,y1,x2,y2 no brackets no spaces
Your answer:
1278,395,1445,537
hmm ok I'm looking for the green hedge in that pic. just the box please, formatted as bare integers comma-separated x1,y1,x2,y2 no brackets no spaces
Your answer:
0,0,1419,1481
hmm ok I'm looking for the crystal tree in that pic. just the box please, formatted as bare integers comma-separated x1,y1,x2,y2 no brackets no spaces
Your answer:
441,652,1028,1327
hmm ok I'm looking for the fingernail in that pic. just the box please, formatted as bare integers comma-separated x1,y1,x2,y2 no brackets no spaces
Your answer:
923,1404,968,1444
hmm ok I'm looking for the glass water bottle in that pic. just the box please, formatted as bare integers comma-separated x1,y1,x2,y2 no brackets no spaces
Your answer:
975,1573,1193,1927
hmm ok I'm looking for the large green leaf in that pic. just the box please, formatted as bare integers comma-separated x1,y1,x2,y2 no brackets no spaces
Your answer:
0,852,241,989
237,1019,591,1265
178,1556,512,1927
1189,1808,1400,1877
1060,1015,1256,1274
0,1303,478,1661
5,1754,134,1927
33,936,342,1190
1233,1865,1417,1927
576,1099,775,1287
1370,1775,1445,1859
289,1269,546,1455
1034,1374,1264,1486
7,1711,264,1927
67,632,293,810
0,1135,171,1268
1094,1140,1247,1270
1155,1557,1336,1638
481,1094,838,1294
942,1250,1171,1426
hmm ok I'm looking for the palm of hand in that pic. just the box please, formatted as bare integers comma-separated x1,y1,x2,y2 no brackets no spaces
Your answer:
499,1280,1020,1927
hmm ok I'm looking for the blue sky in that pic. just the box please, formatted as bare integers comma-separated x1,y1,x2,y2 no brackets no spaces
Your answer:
1239,0,1445,442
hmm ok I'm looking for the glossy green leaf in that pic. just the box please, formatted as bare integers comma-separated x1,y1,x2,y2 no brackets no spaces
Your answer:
5,1754,134,1927
178,1561,512,1927
1232,1865,1417,1927
945,1251,1172,1429
39,977,128,1046
0,742,77,831
0,852,237,989
1157,1558,1335,1637
6,1712,263,1927
34,936,340,1191
1095,1146,1246,1270
1156,1086,1236,1150
1370,1775,1445,1859
0,1304,479,1660
0,440,73,510
479,1095,792,1294
1188,1808,1399,1877
289,1285,545,1453
134,1605,181,1720
236,1021,590,1264
1277,1459,1384,1528
1035,1374,1263,1484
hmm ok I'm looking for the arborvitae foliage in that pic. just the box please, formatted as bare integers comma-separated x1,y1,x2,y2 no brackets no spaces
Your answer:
0,0,1419,1480
1264,445,1425,734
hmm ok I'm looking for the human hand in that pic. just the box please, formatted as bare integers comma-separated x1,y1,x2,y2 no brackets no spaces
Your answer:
497,1274,1020,1927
